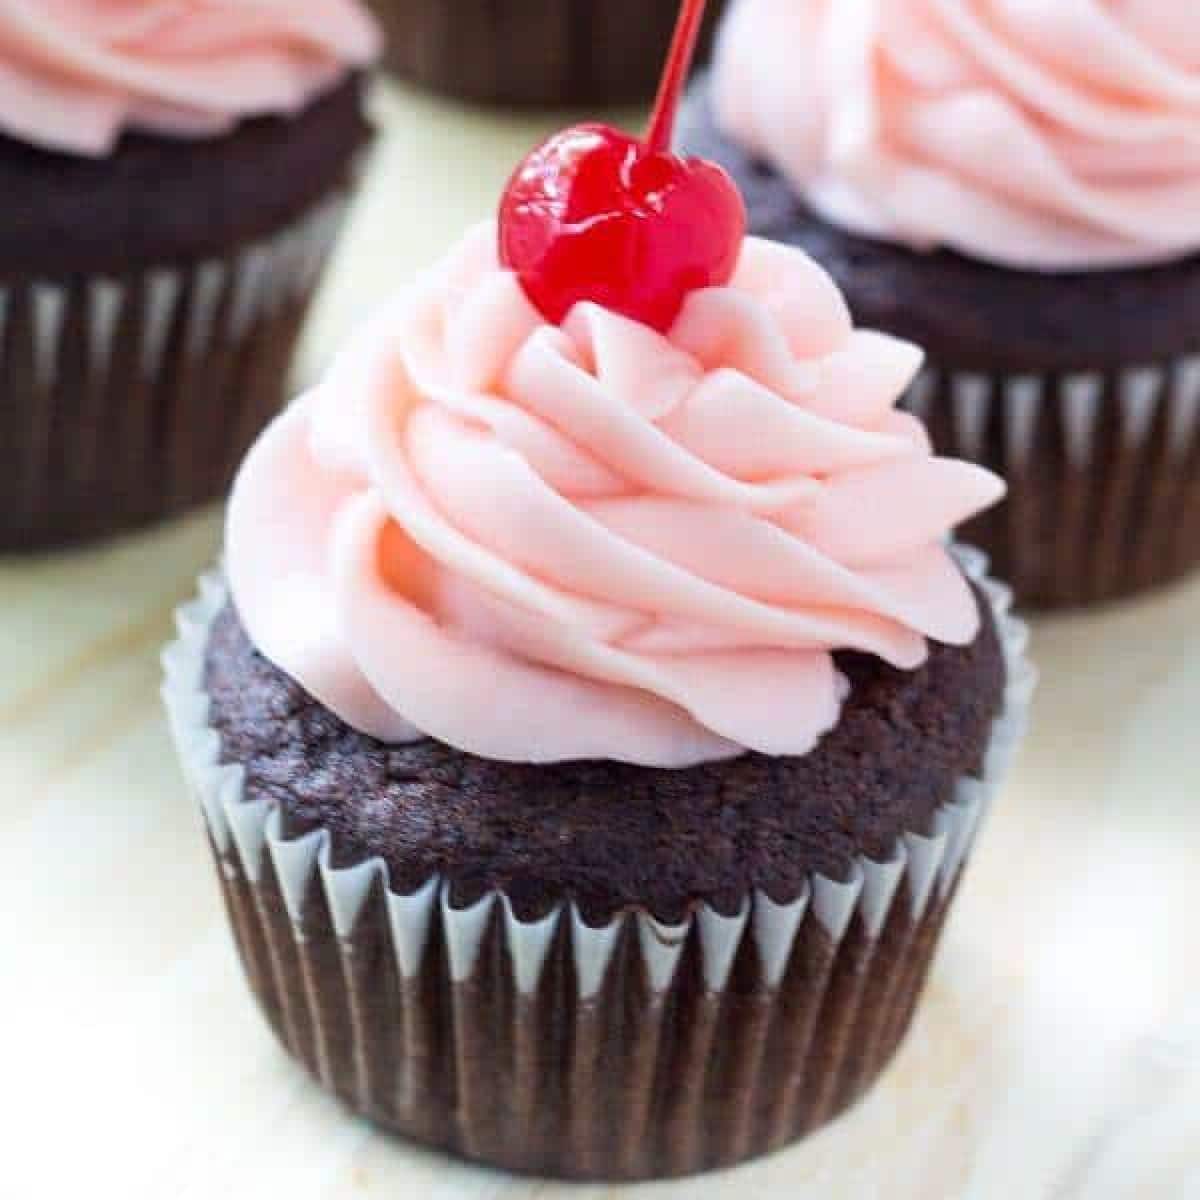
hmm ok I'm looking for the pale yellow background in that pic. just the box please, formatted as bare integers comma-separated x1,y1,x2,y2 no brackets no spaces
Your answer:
5,84,1200,1199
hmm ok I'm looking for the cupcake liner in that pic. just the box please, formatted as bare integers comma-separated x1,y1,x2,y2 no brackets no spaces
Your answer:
163,548,1033,1181
906,359,1200,609
368,0,725,107
0,192,350,552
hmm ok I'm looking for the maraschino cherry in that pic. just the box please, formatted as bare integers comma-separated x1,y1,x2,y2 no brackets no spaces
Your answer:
499,0,746,334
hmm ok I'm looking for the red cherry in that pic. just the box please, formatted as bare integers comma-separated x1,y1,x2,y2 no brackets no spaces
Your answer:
498,0,746,334
499,125,745,332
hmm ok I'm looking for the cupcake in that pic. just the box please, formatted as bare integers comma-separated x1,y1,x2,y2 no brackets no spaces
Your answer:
370,0,724,106
0,1,379,551
685,0,1200,608
165,6,1032,1179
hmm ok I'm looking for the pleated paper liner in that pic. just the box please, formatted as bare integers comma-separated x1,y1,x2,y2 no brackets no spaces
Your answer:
0,191,350,552
368,0,725,106
906,360,1200,610
163,548,1034,1181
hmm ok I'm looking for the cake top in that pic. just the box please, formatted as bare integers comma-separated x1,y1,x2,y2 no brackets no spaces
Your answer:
224,0,1004,769
714,0,1200,271
0,0,379,156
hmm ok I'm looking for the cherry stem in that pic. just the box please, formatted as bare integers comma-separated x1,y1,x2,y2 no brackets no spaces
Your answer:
644,0,709,156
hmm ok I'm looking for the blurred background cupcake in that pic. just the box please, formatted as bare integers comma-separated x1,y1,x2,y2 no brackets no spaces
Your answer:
368,0,724,106
0,1,379,552
683,0,1200,609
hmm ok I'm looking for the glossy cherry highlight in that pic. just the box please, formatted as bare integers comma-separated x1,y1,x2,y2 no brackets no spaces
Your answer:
498,0,745,334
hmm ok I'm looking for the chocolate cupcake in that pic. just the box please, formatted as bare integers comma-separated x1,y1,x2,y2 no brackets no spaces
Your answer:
684,0,1200,608
369,0,724,106
0,2,379,551
164,206,1031,1176
167,31,1031,1173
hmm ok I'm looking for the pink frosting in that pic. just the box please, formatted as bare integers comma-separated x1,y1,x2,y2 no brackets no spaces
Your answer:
0,0,379,156
226,223,1003,767
714,0,1200,270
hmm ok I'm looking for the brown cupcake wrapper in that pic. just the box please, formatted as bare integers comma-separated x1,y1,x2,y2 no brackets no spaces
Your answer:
0,191,351,552
163,547,1034,1181
907,360,1200,609
369,0,725,107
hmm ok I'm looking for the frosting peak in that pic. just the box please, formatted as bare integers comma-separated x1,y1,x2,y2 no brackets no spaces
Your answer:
714,0,1200,270
227,223,1003,767
0,0,380,156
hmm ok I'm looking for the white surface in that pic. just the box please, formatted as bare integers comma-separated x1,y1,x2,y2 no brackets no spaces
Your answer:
4,81,1200,1199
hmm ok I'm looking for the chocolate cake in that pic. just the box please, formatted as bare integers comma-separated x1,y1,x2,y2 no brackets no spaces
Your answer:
174,566,1023,1180
0,77,370,281
205,585,1006,924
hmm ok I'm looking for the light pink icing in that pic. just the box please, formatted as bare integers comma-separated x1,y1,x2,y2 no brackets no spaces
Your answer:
226,223,1003,767
714,0,1200,270
0,0,379,156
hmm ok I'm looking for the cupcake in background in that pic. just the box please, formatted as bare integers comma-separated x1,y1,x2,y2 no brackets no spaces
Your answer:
684,0,1200,608
0,1,379,552
369,0,724,106
165,2,1033,1177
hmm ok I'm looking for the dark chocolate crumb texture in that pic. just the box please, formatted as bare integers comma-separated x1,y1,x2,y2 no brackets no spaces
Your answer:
0,74,370,281
205,582,1005,926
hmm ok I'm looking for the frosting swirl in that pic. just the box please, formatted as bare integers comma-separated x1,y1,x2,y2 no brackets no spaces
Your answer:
0,0,379,156
714,0,1200,270
227,224,1003,767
